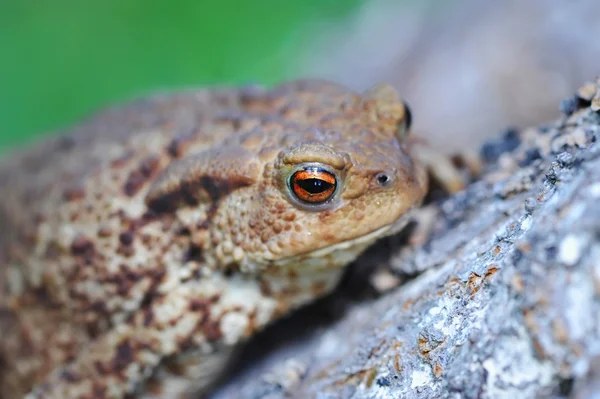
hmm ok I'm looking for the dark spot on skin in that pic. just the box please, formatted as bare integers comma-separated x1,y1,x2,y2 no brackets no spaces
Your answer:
117,246,136,258
124,170,147,197
94,361,109,375
70,236,95,257
158,196,185,215
60,370,81,383
44,242,62,260
139,269,167,309
199,176,231,202
113,275,136,296
92,382,107,398
259,279,273,297
143,308,155,327
63,186,86,202
124,156,162,197
85,323,103,341
139,155,161,177
105,265,144,296
86,301,109,319
120,265,144,282
177,340,199,355
97,225,113,238
125,211,159,232
110,152,134,169
166,139,182,158
189,298,211,312
160,219,177,233
183,244,203,263
32,286,60,308
166,134,194,158
215,112,247,130
206,201,220,223
147,162,255,213
119,231,134,246
239,86,267,109
146,191,187,213
222,265,237,278
142,377,165,396
140,210,159,224
201,319,222,341
113,209,127,219
176,226,192,236
112,340,134,372
140,233,153,244
147,175,235,213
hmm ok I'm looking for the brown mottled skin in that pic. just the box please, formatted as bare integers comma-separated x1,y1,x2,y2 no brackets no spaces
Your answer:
0,80,446,398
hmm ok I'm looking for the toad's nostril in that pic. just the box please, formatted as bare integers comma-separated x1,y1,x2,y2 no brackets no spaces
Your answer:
376,173,391,186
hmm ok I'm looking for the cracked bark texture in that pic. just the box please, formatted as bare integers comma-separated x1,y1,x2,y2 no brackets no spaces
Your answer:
211,83,600,399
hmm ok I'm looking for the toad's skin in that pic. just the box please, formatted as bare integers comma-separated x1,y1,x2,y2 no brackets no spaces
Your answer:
0,80,457,398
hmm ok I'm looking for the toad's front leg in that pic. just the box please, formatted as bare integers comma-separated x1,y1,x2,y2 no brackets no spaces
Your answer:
25,275,276,399
409,136,480,195
406,135,481,244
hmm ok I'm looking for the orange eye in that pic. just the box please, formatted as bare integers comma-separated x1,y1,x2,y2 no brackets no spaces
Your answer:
289,167,337,204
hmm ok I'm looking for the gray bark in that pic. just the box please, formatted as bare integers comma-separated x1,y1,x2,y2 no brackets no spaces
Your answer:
212,87,600,399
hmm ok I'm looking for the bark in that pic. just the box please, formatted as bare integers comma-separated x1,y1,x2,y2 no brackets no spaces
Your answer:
212,83,600,399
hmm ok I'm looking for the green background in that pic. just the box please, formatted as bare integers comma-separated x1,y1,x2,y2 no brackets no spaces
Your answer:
0,0,361,151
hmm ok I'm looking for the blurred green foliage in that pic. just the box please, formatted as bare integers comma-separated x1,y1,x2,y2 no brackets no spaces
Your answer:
0,0,360,150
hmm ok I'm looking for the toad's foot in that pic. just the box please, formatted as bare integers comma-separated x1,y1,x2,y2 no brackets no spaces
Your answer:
409,136,481,194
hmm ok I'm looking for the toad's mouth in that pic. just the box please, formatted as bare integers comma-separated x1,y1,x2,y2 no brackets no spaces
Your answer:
268,209,415,271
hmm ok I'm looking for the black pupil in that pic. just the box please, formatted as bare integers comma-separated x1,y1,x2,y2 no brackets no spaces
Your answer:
298,178,333,194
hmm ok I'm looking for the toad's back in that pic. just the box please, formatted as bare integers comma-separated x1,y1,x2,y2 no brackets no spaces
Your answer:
0,80,349,242
0,80,357,287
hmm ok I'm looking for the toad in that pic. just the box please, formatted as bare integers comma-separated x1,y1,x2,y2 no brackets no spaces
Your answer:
0,80,464,398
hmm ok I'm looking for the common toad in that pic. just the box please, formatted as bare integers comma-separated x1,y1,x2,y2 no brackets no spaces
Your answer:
0,79,462,398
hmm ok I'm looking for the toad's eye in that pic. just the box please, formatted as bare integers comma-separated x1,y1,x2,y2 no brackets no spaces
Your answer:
289,167,337,204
